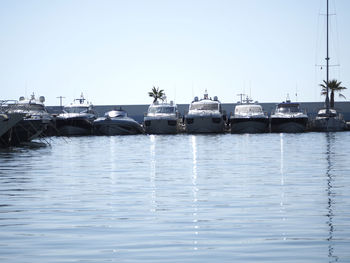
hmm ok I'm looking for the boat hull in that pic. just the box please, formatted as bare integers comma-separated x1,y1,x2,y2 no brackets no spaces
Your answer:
185,115,225,134
230,117,269,134
0,113,25,147
55,117,94,136
144,118,178,134
270,117,308,133
313,117,346,132
0,113,24,137
10,119,47,145
94,119,143,135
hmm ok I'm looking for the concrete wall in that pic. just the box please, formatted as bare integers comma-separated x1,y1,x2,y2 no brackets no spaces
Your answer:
47,101,350,123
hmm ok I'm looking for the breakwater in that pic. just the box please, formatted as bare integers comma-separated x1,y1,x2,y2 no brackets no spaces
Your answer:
47,101,350,123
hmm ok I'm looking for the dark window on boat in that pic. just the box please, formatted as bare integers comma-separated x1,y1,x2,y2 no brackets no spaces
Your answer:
144,120,151,126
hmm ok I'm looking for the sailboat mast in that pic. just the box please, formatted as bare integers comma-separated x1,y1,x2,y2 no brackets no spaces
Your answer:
325,0,330,111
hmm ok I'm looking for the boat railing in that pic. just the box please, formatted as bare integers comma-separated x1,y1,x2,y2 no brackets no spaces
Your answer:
0,100,20,113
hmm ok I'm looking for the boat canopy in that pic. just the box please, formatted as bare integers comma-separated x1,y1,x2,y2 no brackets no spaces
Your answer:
276,103,301,113
235,105,263,115
190,101,220,111
148,105,176,114
16,103,46,112
63,106,90,113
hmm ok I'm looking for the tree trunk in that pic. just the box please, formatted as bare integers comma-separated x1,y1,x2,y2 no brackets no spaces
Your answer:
330,90,335,108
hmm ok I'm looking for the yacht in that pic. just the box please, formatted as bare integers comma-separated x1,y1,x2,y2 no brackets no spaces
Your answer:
314,108,346,132
185,90,225,133
230,98,269,134
55,93,98,136
143,101,179,134
0,101,25,147
94,108,143,135
7,94,52,145
270,100,309,133
313,0,346,132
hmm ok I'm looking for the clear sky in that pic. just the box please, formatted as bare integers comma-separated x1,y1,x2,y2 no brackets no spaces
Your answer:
1,0,349,106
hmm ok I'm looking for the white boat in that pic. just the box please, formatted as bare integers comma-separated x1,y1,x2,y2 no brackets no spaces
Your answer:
185,90,225,134
55,93,97,136
313,0,346,132
6,94,52,144
143,101,179,134
314,108,346,132
230,99,269,134
94,108,143,135
270,100,309,133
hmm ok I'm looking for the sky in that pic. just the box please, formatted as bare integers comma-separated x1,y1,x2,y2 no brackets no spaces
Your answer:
1,0,350,106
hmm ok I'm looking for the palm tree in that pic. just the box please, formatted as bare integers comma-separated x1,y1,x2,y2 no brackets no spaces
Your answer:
148,86,165,103
320,79,347,108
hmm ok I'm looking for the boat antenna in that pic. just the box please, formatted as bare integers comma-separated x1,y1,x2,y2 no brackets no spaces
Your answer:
56,96,65,109
325,0,330,113
237,93,245,103
243,95,253,104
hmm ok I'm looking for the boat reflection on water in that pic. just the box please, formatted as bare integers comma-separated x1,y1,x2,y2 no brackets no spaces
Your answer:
279,133,286,241
325,133,338,263
149,135,157,212
191,135,199,251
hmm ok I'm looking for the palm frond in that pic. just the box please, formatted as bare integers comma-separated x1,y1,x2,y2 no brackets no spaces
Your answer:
338,93,346,100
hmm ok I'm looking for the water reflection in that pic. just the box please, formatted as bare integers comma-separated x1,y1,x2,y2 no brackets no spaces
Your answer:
279,133,286,240
191,135,199,251
149,135,157,212
325,133,338,263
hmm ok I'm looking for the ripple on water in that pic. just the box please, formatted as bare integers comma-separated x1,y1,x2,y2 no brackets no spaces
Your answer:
1,133,350,262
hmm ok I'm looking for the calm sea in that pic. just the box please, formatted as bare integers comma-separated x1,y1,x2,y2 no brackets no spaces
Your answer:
1,133,350,263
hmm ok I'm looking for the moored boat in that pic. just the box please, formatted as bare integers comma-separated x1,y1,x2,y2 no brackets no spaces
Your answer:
230,98,269,134
55,93,97,136
6,94,52,145
94,108,143,135
313,108,346,132
312,0,346,132
143,101,179,134
270,100,309,133
0,101,26,147
185,90,225,134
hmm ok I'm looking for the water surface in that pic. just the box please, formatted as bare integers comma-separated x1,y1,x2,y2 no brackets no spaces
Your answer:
1,133,350,262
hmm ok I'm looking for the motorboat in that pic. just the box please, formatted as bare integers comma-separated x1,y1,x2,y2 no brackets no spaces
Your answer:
313,108,346,132
0,100,26,147
312,0,346,132
6,94,52,145
0,113,25,147
185,90,225,133
230,98,269,133
143,101,179,134
270,100,309,133
94,108,143,135
55,93,97,136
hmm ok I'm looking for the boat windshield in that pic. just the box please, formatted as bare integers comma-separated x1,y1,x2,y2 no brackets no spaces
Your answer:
276,105,300,113
17,103,46,112
318,109,337,117
107,111,127,118
64,106,89,113
190,103,219,111
235,105,263,115
148,106,176,114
